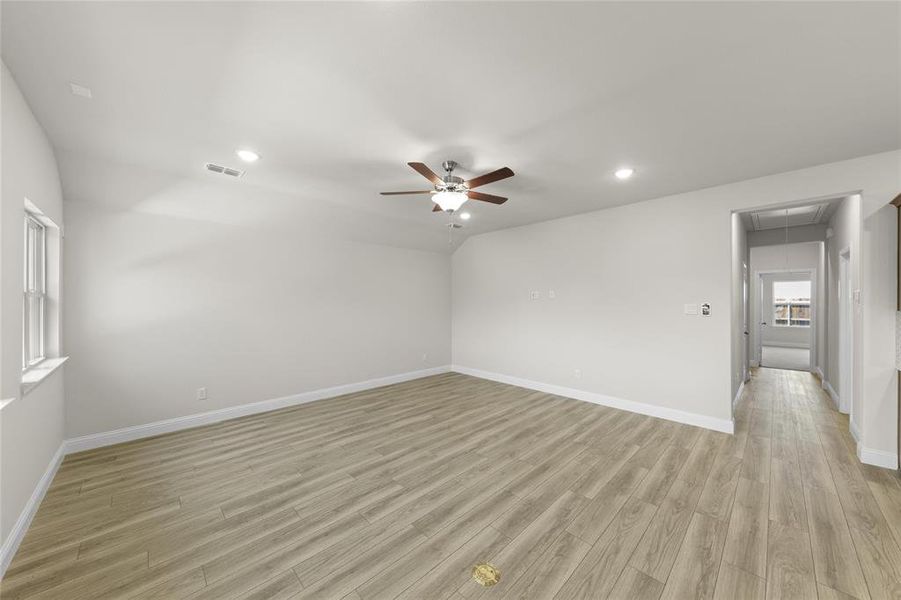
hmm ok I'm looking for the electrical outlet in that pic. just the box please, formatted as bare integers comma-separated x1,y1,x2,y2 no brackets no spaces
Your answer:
197,387,207,401
574,368,582,379
422,352,428,362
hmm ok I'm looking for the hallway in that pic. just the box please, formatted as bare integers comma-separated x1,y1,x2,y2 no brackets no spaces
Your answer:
734,367,901,599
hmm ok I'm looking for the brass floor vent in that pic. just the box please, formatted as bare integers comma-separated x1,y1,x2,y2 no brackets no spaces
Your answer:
472,563,501,587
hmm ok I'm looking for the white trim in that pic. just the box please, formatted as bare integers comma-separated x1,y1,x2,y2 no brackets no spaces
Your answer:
733,380,745,410
0,443,65,577
761,341,811,349
847,415,892,469
21,356,68,396
452,365,734,434
823,379,840,410
750,359,760,368
813,366,824,381
857,444,899,470
65,366,451,453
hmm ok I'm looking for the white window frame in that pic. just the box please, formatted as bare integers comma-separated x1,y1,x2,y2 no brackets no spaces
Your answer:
772,281,811,328
23,212,47,369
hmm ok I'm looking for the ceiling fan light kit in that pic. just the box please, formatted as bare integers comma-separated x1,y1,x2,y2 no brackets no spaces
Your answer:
380,159,514,215
433,190,468,212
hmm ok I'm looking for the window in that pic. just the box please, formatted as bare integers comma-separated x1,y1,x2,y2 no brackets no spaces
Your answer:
773,280,811,327
23,212,46,368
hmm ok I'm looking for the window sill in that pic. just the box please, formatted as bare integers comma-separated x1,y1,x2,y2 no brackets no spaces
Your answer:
21,357,69,396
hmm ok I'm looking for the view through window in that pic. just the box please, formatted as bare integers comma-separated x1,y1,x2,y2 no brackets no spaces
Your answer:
23,212,46,368
773,280,811,327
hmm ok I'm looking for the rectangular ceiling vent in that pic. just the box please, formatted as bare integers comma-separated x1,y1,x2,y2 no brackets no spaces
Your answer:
205,162,245,178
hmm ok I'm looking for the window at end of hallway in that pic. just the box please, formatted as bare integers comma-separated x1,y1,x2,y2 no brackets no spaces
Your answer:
773,280,811,327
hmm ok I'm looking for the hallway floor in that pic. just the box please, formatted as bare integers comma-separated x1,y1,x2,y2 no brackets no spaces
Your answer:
761,345,811,371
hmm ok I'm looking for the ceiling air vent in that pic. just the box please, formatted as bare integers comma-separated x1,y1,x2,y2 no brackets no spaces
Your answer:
205,162,245,178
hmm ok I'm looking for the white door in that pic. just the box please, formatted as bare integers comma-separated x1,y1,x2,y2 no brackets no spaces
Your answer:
759,274,813,371
838,251,852,414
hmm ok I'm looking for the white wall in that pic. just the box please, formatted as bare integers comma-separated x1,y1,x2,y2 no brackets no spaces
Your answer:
861,200,897,465
0,63,66,554
60,154,452,437
749,243,823,362
825,197,862,426
453,151,899,458
730,213,749,402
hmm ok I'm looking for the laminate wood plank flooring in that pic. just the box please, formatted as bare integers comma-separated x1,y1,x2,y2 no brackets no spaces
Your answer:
3,368,901,599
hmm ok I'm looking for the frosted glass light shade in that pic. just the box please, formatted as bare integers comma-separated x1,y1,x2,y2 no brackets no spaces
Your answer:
433,191,468,212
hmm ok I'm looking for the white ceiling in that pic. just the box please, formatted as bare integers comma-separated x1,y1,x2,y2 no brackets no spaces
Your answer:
2,2,899,250
740,198,843,231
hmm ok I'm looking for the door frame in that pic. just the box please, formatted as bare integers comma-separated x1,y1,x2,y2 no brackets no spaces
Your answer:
838,247,853,415
753,268,817,372
742,261,750,383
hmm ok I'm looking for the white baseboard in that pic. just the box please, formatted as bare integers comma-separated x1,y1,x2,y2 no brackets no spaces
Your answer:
750,359,760,368
0,442,66,577
733,381,746,410
66,365,452,454
823,380,840,410
452,365,734,434
813,366,824,381
857,444,899,470
762,341,810,349
848,413,896,469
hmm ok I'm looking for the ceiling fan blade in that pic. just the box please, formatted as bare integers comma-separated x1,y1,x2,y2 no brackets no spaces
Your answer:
380,190,435,195
407,162,443,186
467,190,507,205
465,167,514,189
432,204,443,212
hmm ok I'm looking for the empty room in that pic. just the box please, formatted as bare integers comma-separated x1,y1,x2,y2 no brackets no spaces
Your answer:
1,1,900,599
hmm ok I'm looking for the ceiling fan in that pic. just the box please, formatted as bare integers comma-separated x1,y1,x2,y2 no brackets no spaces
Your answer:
381,160,514,213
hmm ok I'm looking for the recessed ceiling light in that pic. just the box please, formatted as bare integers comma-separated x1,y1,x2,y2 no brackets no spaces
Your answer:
236,149,260,163
459,212,471,221
68,82,92,99
614,167,634,180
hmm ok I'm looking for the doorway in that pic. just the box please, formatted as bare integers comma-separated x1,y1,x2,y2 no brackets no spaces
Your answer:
742,261,750,383
838,248,852,414
757,271,815,371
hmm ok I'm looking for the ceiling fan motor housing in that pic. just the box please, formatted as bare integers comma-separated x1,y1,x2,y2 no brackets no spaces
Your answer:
441,160,465,190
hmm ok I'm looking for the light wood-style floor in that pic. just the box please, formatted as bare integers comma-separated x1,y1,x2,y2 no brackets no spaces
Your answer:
4,368,901,599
